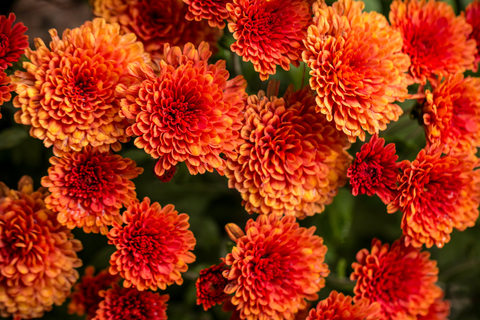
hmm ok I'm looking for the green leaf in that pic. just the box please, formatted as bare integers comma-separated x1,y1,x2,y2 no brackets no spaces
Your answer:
0,127,28,150
326,188,354,243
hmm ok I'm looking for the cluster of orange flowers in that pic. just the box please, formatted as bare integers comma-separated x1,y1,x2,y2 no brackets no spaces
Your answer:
0,0,480,318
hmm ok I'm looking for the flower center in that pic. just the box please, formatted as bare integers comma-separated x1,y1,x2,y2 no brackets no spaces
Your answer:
352,161,382,188
0,34,9,57
251,255,283,282
64,74,97,112
131,235,155,256
67,165,103,199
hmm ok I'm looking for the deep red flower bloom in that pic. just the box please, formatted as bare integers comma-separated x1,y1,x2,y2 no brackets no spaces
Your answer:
196,261,229,310
68,266,120,319
227,0,311,80
0,13,28,70
351,238,442,320
92,283,169,320
387,146,480,248
41,146,143,234
0,176,83,319
226,83,352,219
417,293,450,320
423,73,480,154
390,0,476,85
224,214,330,320
306,291,380,320
108,197,196,291
183,0,231,29
347,134,399,204
118,42,247,176
466,1,480,71
92,0,222,60
0,71,14,119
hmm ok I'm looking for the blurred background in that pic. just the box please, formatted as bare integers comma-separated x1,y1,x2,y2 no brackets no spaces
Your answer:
0,0,479,319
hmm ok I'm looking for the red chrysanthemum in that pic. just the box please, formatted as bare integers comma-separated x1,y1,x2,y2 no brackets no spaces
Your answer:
183,0,231,29
108,197,196,291
223,214,330,320
92,0,222,60
12,18,150,156
68,266,120,319
303,0,410,142
0,71,14,119
92,283,169,320
417,293,450,320
227,0,311,80
347,134,399,204
423,73,480,154
196,261,229,310
0,13,28,70
41,146,143,234
0,176,83,319
390,0,476,85
351,238,442,320
387,145,480,248
118,42,247,176
226,82,352,219
306,291,380,320
466,1,480,71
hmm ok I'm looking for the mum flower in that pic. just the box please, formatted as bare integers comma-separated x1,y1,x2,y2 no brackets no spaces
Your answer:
183,0,231,29
306,291,380,320
227,0,311,80
423,73,480,153
108,197,196,291
417,293,450,320
68,266,120,319
12,18,150,156
351,238,442,320
390,0,476,85
387,146,480,248
41,146,143,234
0,176,82,319
92,283,169,320
303,0,410,142
92,0,222,60
0,71,14,119
118,42,247,176
466,1,480,71
226,82,352,219
196,261,229,310
347,134,399,204
0,13,28,70
223,214,330,320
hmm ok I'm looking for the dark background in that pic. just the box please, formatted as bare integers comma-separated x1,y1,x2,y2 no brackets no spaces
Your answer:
0,0,479,319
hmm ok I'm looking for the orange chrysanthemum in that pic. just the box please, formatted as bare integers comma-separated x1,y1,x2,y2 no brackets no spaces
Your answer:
227,0,311,80
417,293,450,320
306,291,380,320
387,146,480,248
351,238,442,320
226,82,351,219
0,13,28,70
41,146,143,234
118,42,247,176
68,266,120,319
0,176,82,319
108,197,196,291
92,283,169,320
183,0,231,29
223,214,330,320
303,0,410,142
0,71,14,119
92,0,222,60
196,261,229,311
423,73,480,153
12,18,150,156
466,1,480,71
347,134,399,204
390,0,476,85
